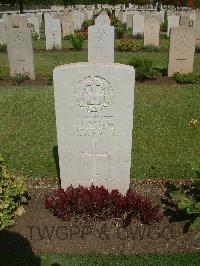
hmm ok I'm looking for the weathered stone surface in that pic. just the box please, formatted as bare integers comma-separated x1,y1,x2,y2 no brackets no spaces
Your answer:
167,15,180,37
88,24,114,63
53,63,135,195
180,14,190,26
0,21,7,44
133,14,144,36
7,28,35,80
11,14,20,27
144,16,160,47
45,19,62,50
95,11,110,26
168,27,195,77
117,11,123,22
73,11,82,30
126,14,133,28
194,27,200,45
28,16,40,39
19,15,28,29
62,12,74,37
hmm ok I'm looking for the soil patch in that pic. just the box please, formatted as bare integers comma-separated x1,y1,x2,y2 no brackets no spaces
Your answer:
138,76,177,86
0,178,199,255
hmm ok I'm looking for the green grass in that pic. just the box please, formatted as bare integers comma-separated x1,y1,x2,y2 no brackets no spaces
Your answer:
0,253,200,266
0,38,200,78
0,85,200,179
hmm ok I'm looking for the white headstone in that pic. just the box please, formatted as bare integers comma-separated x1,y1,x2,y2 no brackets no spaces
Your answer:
73,11,82,31
168,27,195,77
167,15,180,37
28,16,40,39
0,21,7,44
62,13,74,37
126,14,133,28
45,19,62,50
95,11,110,26
88,24,114,63
144,16,160,47
194,27,200,46
19,15,28,29
133,14,144,36
53,63,135,195
7,28,35,80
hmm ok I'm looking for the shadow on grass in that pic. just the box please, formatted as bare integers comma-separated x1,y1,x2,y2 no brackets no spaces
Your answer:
53,145,61,186
0,230,41,265
162,182,199,233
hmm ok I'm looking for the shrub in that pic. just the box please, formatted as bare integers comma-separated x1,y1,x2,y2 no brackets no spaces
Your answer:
115,23,126,39
0,43,7,52
76,30,88,40
11,73,30,84
70,35,84,51
32,32,39,40
111,16,120,27
154,66,167,77
142,45,159,52
45,185,160,226
170,182,200,229
172,72,200,84
128,57,159,81
161,19,168,32
115,39,142,52
133,33,143,39
0,154,28,231
115,27,126,39
195,45,200,53
63,34,73,40
81,19,94,30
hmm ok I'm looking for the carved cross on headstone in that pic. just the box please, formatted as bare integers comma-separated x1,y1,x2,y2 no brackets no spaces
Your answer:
82,139,107,182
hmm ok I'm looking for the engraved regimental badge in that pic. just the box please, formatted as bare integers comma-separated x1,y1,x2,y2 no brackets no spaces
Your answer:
75,76,113,113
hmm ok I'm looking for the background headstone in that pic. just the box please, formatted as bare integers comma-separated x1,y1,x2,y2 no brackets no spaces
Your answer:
0,21,7,44
88,24,114,63
95,11,110,26
133,14,144,36
168,27,195,77
167,15,180,37
126,14,133,29
144,16,160,47
62,12,74,37
28,16,40,39
180,14,190,27
45,19,62,50
19,15,28,29
7,28,35,80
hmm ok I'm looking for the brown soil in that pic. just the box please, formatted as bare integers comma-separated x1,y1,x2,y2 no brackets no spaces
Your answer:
0,77,49,86
0,178,200,255
138,76,177,85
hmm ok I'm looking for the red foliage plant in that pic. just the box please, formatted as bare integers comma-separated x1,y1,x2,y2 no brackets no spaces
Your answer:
45,185,161,226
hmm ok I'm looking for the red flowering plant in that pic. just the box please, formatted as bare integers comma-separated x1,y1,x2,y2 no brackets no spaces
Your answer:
45,185,161,227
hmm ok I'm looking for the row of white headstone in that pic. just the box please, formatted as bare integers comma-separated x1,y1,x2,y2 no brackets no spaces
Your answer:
0,10,198,81
0,10,198,194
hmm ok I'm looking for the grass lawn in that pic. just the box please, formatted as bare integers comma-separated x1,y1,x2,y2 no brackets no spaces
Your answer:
0,84,200,179
0,252,200,266
0,37,200,78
